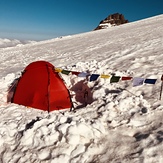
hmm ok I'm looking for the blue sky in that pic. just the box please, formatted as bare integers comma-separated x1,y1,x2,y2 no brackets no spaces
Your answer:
0,0,162,41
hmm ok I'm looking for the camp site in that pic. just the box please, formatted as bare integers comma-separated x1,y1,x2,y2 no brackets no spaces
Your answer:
0,15,163,162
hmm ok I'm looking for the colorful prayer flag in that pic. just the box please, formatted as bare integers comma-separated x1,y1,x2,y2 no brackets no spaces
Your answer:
78,72,89,77
144,79,157,84
110,76,121,83
100,74,110,79
121,76,133,81
71,71,80,76
55,68,62,72
90,74,100,81
61,70,71,75
133,77,144,87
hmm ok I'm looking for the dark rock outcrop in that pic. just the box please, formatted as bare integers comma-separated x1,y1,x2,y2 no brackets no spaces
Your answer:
94,13,129,30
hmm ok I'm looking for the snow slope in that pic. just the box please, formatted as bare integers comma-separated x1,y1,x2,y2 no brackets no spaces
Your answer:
0,14,163,163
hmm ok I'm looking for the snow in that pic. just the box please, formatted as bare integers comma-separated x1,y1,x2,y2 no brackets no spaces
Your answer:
99,23,113,28
0,14,163,162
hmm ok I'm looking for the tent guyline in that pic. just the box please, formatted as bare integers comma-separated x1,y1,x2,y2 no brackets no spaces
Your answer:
55,68,163,87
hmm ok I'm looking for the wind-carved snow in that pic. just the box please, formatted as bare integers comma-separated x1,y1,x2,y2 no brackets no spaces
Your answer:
0,14,163,163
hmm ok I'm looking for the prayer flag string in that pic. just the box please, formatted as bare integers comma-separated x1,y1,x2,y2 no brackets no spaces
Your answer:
55,68,160,86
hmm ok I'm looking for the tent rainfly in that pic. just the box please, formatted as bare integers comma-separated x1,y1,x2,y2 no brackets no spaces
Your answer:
7,61,73,112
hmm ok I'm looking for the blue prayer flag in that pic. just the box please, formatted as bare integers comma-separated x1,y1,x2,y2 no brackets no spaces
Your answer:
144,79,157,84
90,74,100,81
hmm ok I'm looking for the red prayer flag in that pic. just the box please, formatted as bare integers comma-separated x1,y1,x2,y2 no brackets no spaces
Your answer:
71,71,80,76
121,76,133,81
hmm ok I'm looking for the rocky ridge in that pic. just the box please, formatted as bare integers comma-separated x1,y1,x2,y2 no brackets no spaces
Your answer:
94,13,129,30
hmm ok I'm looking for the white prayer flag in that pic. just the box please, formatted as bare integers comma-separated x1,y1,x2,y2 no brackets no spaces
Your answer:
78,72,89,77
133,77,144,87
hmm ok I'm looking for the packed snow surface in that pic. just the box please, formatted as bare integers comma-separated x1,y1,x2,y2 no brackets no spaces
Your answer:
0,14,163,163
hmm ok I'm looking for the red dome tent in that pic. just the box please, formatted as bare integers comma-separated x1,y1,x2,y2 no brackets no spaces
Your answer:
8,61,72,112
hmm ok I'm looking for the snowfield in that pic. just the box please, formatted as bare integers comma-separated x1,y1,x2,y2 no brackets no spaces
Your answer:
0,14,163,163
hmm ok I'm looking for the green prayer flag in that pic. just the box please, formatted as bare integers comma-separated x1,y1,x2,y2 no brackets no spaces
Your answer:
110,76,121,83
61,70,71,75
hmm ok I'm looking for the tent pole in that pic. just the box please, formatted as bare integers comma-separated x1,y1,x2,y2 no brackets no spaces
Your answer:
160,82,163,100
160,75,163,100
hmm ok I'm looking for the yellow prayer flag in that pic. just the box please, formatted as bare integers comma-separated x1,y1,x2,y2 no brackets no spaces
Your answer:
55,68,62,72
100,74,110,79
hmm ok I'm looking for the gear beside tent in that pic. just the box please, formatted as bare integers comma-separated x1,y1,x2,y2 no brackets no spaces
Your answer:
7,61,73,112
